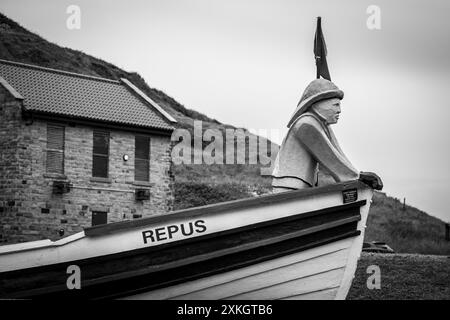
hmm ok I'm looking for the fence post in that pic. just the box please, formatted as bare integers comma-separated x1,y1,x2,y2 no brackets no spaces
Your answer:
445,223,450,241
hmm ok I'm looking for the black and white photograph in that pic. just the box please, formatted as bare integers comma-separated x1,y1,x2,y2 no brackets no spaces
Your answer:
0,0,449,306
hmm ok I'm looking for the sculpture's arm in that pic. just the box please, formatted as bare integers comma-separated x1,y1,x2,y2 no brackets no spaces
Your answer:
295,121,359,183
327,127,356,169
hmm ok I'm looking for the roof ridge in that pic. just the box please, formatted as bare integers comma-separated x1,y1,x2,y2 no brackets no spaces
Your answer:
0,59,120,84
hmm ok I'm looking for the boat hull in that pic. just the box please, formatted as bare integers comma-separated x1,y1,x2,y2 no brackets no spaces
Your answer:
125,237,354,300
0,180,373,300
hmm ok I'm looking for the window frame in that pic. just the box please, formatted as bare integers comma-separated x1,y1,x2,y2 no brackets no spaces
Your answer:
134,135,151,182
91,211,108,226
46,124,65,174
92,130,110,178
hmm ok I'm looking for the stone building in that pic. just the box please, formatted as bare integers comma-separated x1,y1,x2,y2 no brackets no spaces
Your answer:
0,59,177,244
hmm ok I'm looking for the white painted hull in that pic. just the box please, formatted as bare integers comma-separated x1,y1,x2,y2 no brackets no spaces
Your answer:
0,181,372,300
124,238,358,300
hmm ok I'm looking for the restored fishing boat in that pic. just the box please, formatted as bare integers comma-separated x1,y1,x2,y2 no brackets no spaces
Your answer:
0,179,377,300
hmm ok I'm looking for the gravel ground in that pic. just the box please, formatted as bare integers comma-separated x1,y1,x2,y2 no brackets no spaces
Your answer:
347,252,450,300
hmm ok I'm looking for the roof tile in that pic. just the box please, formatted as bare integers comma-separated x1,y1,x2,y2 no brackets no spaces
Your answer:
0,60,174,131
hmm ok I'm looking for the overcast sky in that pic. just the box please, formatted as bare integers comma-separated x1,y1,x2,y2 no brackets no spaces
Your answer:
2,0,450,223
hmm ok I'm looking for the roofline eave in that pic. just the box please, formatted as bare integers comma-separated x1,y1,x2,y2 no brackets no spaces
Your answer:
25,110,175,137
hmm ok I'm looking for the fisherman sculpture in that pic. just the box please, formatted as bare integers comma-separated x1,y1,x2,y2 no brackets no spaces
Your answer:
272,16,382,193
271,78,383,192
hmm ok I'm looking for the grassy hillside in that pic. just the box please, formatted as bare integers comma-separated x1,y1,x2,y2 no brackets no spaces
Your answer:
0,13,218,127
1,12,448,255
348,253,450,299
365,192,449,255
0,11,277,186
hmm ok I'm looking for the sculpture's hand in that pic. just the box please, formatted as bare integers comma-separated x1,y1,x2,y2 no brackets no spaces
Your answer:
359,172,383,190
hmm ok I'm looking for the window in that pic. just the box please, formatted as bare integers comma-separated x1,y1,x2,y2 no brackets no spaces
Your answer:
92,211,107,226
135,135,150,181
46,124,65,174
92,130,109,178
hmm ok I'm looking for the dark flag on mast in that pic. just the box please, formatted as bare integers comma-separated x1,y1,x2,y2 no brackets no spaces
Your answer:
314,17,331,81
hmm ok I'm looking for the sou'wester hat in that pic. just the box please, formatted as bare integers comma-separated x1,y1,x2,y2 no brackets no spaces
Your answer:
287,78,344,128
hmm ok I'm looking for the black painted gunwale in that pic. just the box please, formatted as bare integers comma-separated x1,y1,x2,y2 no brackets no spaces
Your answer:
85,180,367,237
0,201,364,299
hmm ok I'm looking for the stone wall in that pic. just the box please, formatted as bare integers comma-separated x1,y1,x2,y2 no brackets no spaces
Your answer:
0,85,174,244
0,84,23,244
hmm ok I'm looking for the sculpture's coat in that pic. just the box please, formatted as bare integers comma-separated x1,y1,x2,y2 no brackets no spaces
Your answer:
272,111,359,191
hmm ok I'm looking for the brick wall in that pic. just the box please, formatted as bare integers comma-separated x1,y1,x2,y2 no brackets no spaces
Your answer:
0,85,174,244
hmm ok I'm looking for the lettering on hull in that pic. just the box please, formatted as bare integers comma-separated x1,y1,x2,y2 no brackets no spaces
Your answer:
142,219,207,244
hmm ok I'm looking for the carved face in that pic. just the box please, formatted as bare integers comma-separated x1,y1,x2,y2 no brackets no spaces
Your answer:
311,98,341,125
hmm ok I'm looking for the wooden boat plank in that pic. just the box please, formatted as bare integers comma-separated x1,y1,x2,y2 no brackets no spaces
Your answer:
98,228,360,299
280,287,340,300
226,268,345,300
125,237,353,300
170,249,348,300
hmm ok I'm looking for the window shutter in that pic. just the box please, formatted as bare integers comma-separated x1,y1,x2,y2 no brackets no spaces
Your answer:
92,130,109,178
46,125,64,174
93,131,109,155
135,136,150,181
